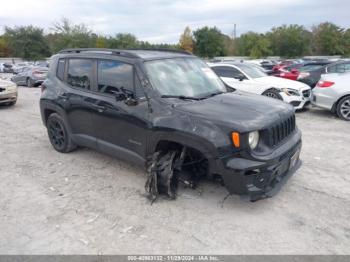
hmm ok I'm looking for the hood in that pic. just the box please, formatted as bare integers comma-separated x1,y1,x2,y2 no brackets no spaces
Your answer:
174,92,294,132
255,76,310,91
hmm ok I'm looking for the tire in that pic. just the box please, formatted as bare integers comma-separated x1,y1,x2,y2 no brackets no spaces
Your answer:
336,96,350,121
47,113,77,153
262,89,283,100
26,78,33,87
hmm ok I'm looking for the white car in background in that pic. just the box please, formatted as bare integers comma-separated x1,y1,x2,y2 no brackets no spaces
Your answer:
210,62,311,110
312,72,350,121
0,78,18,106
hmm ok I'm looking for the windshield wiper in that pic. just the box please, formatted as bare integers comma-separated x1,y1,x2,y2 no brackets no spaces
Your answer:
161,95,201,100
198,91,225,100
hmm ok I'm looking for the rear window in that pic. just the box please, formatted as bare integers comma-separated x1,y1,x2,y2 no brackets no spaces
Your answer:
56,59,65,81
67,59,93,90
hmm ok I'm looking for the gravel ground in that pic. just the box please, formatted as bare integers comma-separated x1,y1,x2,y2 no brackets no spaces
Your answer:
0,86,350,255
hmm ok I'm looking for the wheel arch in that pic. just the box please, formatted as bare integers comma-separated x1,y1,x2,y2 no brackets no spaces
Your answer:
40,100,72,133
331,93,350,113
149,133,222,177
262,87,281,95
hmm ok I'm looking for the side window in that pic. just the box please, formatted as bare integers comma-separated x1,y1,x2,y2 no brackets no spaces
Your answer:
67,59,93,90
212,66,243,79
56,59,65,81
336,63,350,73
327,65,336,73
97,60,133,96
344,63,350,72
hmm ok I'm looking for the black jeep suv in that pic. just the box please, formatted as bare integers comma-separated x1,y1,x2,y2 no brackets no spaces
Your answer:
40,48,302,202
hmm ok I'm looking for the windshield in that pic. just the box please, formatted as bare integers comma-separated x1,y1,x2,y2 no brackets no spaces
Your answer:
235,63,267,78
144,58,226,98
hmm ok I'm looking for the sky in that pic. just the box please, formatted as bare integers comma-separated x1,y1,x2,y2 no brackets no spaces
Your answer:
0,0,349,43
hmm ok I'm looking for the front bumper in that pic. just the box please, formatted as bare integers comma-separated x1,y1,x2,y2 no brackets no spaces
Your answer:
280,92,311,110
218,131,302,202
0,90,17,104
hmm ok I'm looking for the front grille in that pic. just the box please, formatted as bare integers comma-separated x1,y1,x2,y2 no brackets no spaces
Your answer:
268,115,296,147
0,87,5,93
302,89,311,98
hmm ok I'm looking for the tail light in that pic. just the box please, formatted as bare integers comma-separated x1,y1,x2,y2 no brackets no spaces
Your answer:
33,70,46,77
297,72,310,80
317,81,335,88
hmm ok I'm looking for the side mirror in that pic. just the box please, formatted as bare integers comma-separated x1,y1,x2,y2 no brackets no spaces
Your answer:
124,96,138,106
235,74,246,81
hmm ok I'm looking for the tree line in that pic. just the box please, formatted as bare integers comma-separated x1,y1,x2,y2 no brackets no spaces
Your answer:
0,18,349,60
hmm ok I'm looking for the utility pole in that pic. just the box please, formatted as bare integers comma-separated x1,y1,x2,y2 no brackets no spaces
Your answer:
232,23,237,40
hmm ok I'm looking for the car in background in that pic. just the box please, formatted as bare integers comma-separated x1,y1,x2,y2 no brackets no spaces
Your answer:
34,60,49,67
0,63,14,73
12,62,34,74
297,60,350,88
260,60,277,70
210,62,311,110
249,59,277,71
272,60,296,73
312,72,350,121
274,66,301,81
0,78,17,106
11,66,48,87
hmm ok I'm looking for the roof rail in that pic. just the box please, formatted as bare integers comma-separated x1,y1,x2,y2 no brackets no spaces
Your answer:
128,48,192,55
58,48,193,60
58,48,140,58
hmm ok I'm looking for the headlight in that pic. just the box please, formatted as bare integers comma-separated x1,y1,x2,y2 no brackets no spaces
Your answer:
248,131,259,150
281,88,300,96
6,85,17,91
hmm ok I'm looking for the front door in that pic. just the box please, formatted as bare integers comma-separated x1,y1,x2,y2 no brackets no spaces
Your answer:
91,59,149,164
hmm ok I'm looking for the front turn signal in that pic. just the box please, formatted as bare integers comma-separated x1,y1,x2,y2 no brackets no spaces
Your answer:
231,132,240,148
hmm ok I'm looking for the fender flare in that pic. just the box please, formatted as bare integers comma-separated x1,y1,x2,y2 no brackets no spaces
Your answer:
148,130,223,175
40,100,73,134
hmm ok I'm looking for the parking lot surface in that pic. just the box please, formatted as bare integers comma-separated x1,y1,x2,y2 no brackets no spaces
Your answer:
0,86,350,254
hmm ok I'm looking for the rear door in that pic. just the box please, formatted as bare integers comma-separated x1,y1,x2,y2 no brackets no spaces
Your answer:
56,58,97,148
90,59,149,164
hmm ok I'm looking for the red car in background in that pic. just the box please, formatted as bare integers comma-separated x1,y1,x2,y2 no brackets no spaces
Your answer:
272,60,295,73
273,64,304,81
274,66,300,80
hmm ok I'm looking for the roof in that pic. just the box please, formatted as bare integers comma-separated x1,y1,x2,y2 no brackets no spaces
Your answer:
58,48,193,60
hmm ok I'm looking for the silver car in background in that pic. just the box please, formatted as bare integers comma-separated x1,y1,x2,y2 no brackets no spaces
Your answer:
312,72,350,121
11,66,48,87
